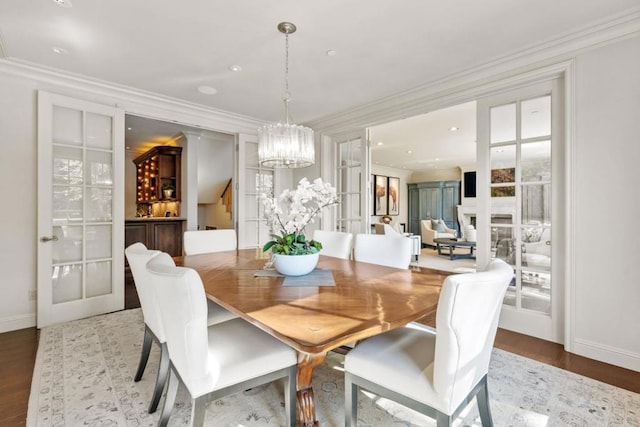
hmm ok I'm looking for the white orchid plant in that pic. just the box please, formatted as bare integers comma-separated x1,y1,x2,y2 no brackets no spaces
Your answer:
261,177,339,255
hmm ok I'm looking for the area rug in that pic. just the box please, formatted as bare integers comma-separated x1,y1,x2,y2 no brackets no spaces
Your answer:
27,309,640,426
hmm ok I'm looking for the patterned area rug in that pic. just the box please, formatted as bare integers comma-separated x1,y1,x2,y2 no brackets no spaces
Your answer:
27,309,640,426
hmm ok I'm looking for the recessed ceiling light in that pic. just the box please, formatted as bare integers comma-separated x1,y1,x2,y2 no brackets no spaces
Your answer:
376,142,384,146
434,158,439,161
198,86,217,95
127,127,132,130
407,150,412,154
125,146,130,150
449,126,459,132
51,0,72,7
326,50,337,56
52,47,68,54
228,65,242,72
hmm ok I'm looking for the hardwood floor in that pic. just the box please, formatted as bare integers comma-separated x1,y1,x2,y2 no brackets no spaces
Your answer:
1,283,638,426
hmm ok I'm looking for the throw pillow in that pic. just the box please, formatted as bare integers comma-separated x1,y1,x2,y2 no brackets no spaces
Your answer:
433,220,447,233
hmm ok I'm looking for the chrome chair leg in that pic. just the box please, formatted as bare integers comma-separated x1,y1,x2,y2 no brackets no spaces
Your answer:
159,367,179,427
134,325,152,382
190,396,207,426
476,376,493,427
148,342,169,413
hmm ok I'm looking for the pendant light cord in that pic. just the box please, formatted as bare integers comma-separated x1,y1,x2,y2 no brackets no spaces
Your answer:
283,32,291,125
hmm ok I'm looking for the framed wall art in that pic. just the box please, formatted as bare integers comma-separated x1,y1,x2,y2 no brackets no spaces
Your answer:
373,175,388,215
387,176,400,215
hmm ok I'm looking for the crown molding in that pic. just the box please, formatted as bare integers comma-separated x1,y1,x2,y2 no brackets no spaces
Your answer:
0,58,265,135
308,8,640,134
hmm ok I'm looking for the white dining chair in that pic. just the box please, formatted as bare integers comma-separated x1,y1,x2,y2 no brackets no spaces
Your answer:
183,229,237,255
124,243,237,413
312,230,353,259
353,233,412,269
146,253,298,427
344,259,513,426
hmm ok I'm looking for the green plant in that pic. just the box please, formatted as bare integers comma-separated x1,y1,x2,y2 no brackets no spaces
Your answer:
162,183,175,191
261,178,338,256
263,233,322,255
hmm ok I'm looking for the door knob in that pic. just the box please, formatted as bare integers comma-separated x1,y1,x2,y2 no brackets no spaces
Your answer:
40,236,59,242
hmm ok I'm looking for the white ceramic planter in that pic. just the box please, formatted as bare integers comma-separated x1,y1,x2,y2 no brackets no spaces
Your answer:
273,252,319,276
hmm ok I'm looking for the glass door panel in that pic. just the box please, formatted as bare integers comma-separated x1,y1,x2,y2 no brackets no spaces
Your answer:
334,131,368,235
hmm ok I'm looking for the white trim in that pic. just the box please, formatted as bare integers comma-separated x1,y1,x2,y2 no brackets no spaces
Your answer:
307,11,639,134
0,59,264,135
564,62,577,354
0,313,36,333
573,338,640,372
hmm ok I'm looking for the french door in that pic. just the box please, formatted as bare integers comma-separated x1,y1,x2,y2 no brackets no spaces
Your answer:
477,79,564,342
236,133,290,249
37,92,124,328
329,130,370,234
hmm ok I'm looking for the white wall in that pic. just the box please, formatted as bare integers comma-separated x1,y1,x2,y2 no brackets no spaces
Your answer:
571,35,640,370
195,132,234,229
0,73,38,331
409,167,461,184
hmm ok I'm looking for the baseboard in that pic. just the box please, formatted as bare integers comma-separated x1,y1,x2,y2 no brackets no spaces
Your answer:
573,338,640,373
0,313,36,333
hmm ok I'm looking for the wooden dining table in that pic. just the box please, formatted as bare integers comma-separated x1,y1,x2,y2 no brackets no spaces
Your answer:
177,248,449,427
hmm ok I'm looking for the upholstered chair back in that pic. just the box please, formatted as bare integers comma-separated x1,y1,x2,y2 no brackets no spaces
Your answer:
125,243,165,341
183,229,237,255
433,259,513,413
146,253,212,398
353,234,412,269
313,230,353,260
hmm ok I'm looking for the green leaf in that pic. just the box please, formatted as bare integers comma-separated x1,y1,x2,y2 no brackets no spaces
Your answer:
262,241,276,252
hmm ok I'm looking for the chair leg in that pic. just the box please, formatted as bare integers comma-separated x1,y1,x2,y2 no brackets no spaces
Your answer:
436,411,453,426
159,368,179,427
284,367,297,427
148,342,169,413
134,325,153,382
190,396,207,427
345,373,358,427
476,378,494,427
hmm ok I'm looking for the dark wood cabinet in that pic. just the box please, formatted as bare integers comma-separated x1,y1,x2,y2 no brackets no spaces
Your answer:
125,219,185,287
133,145,182,203
125,219,185,256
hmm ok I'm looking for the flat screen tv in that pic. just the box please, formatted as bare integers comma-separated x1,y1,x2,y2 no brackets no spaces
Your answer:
463,171,476,198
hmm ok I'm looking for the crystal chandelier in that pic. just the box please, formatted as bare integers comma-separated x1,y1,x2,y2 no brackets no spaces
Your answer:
258,22,315,168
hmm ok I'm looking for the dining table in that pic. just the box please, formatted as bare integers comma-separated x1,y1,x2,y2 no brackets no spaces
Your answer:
177,248,449,427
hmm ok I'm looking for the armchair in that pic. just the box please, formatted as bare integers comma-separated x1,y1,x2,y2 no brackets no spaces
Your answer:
421,219,456,247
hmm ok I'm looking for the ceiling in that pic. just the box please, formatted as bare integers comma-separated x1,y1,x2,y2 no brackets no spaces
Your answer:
124,115,228,156
2,1,637,167
370,101,477,171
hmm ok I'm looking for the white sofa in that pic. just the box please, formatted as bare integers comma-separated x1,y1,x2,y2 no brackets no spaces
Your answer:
421,219,456,247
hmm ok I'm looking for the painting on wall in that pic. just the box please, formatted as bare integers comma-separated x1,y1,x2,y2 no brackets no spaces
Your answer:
491,168,516,197
373,175,388,215
387,177,400,215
